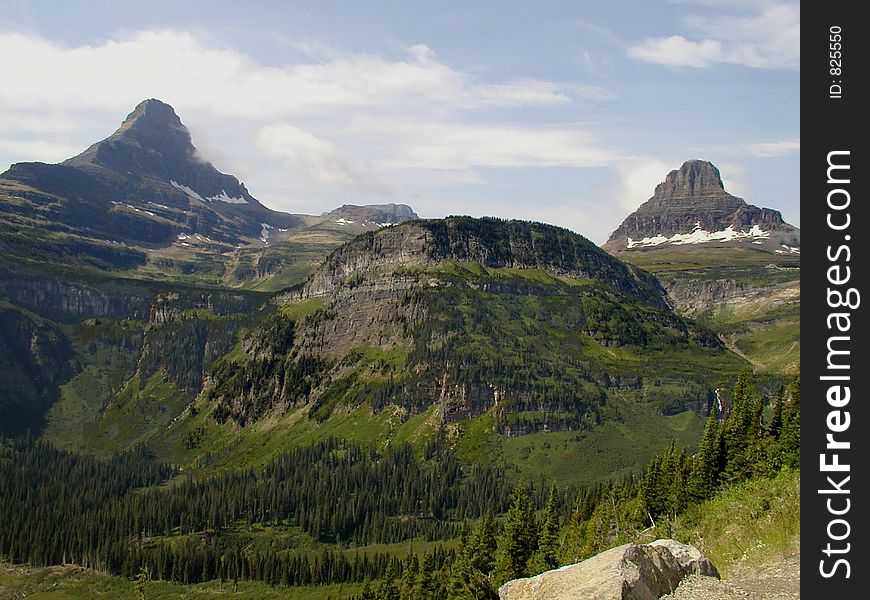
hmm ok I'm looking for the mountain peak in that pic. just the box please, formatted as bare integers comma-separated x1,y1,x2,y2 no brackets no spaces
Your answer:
117,98,185,133
64,98,198,174
603,160,799,253
654,160,729,201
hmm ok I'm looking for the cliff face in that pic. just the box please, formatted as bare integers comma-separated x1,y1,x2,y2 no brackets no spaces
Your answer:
0,267,268,433
604,160,799,254
660,275,800,316
209,217,738,429
0,305,72,433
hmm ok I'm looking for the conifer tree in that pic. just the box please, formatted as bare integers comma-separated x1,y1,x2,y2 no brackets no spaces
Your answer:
533,488,560,573
779,375,801,468
495,482,538,584
688,415,721,502
376,562,400,600
768,385,785,439
415,553,438,600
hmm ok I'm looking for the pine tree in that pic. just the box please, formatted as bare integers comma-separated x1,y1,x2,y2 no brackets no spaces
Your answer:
376,562,400,600
495,482,538,584
449,517,498,600
722,369,758,482
415,553,438,600
468,514,497,576
779,375,800,468
688,415,721,502
532,488,560,573
768,385,785,438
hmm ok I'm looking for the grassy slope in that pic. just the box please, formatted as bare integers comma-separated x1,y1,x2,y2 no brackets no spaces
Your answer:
666,470,800,577
0,564,362,600
615,248,800,376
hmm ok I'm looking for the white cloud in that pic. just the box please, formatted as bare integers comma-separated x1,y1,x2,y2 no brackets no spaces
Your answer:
611,158,673,211
627,36,723,68
627,3,799,69
256,124,380,191
476,80,611,105
718,162,749,198
0,29,619,189
0,138,83,164
746,138,800,157
356,118,617,171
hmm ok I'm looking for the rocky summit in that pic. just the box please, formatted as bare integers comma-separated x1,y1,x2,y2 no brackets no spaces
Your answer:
0,99,302,245
604,160,799,255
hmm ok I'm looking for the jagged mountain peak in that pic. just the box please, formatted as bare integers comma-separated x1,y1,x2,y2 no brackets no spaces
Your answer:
653,160,730,201
64,98,202,175
604,160,799,254
118,98,185,132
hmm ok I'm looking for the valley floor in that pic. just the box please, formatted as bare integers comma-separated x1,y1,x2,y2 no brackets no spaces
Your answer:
0,562,361,599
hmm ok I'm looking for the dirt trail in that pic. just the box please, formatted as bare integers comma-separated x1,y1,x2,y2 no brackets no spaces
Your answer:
663,555,800,600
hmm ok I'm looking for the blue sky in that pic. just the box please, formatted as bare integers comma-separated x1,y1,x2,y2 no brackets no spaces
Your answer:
0,0,799,243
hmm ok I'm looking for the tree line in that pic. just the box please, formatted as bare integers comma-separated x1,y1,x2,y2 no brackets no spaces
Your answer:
0,371,798,597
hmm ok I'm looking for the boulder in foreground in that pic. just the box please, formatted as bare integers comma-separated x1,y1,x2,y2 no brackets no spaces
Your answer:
499,539,718,600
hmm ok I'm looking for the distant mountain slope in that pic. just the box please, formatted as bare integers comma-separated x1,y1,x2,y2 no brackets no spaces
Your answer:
1,99,302,245
156,216,747,482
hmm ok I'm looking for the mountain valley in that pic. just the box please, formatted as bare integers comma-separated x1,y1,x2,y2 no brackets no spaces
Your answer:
0,102,800,599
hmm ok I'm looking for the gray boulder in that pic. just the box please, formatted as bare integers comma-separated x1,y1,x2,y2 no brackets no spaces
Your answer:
498,539,718,600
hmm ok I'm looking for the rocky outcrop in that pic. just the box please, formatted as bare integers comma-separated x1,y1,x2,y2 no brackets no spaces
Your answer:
0,269,268,324
325,203,419,226
302,217,668,309
499,539,718,600
604,160,799,253
0,275,151,322
660,276,800,316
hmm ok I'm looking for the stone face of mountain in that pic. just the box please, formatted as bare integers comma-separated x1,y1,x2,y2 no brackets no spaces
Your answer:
603,160,799,255
209,217,740,432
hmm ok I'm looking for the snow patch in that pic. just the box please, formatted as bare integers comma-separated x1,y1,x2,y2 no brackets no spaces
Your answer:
335,218,355,225
377,222,396,228
148,202,171,210
626,223,770,248
260,223,273,243
781,244,800,254
170,181,205,202
208,191,248,204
